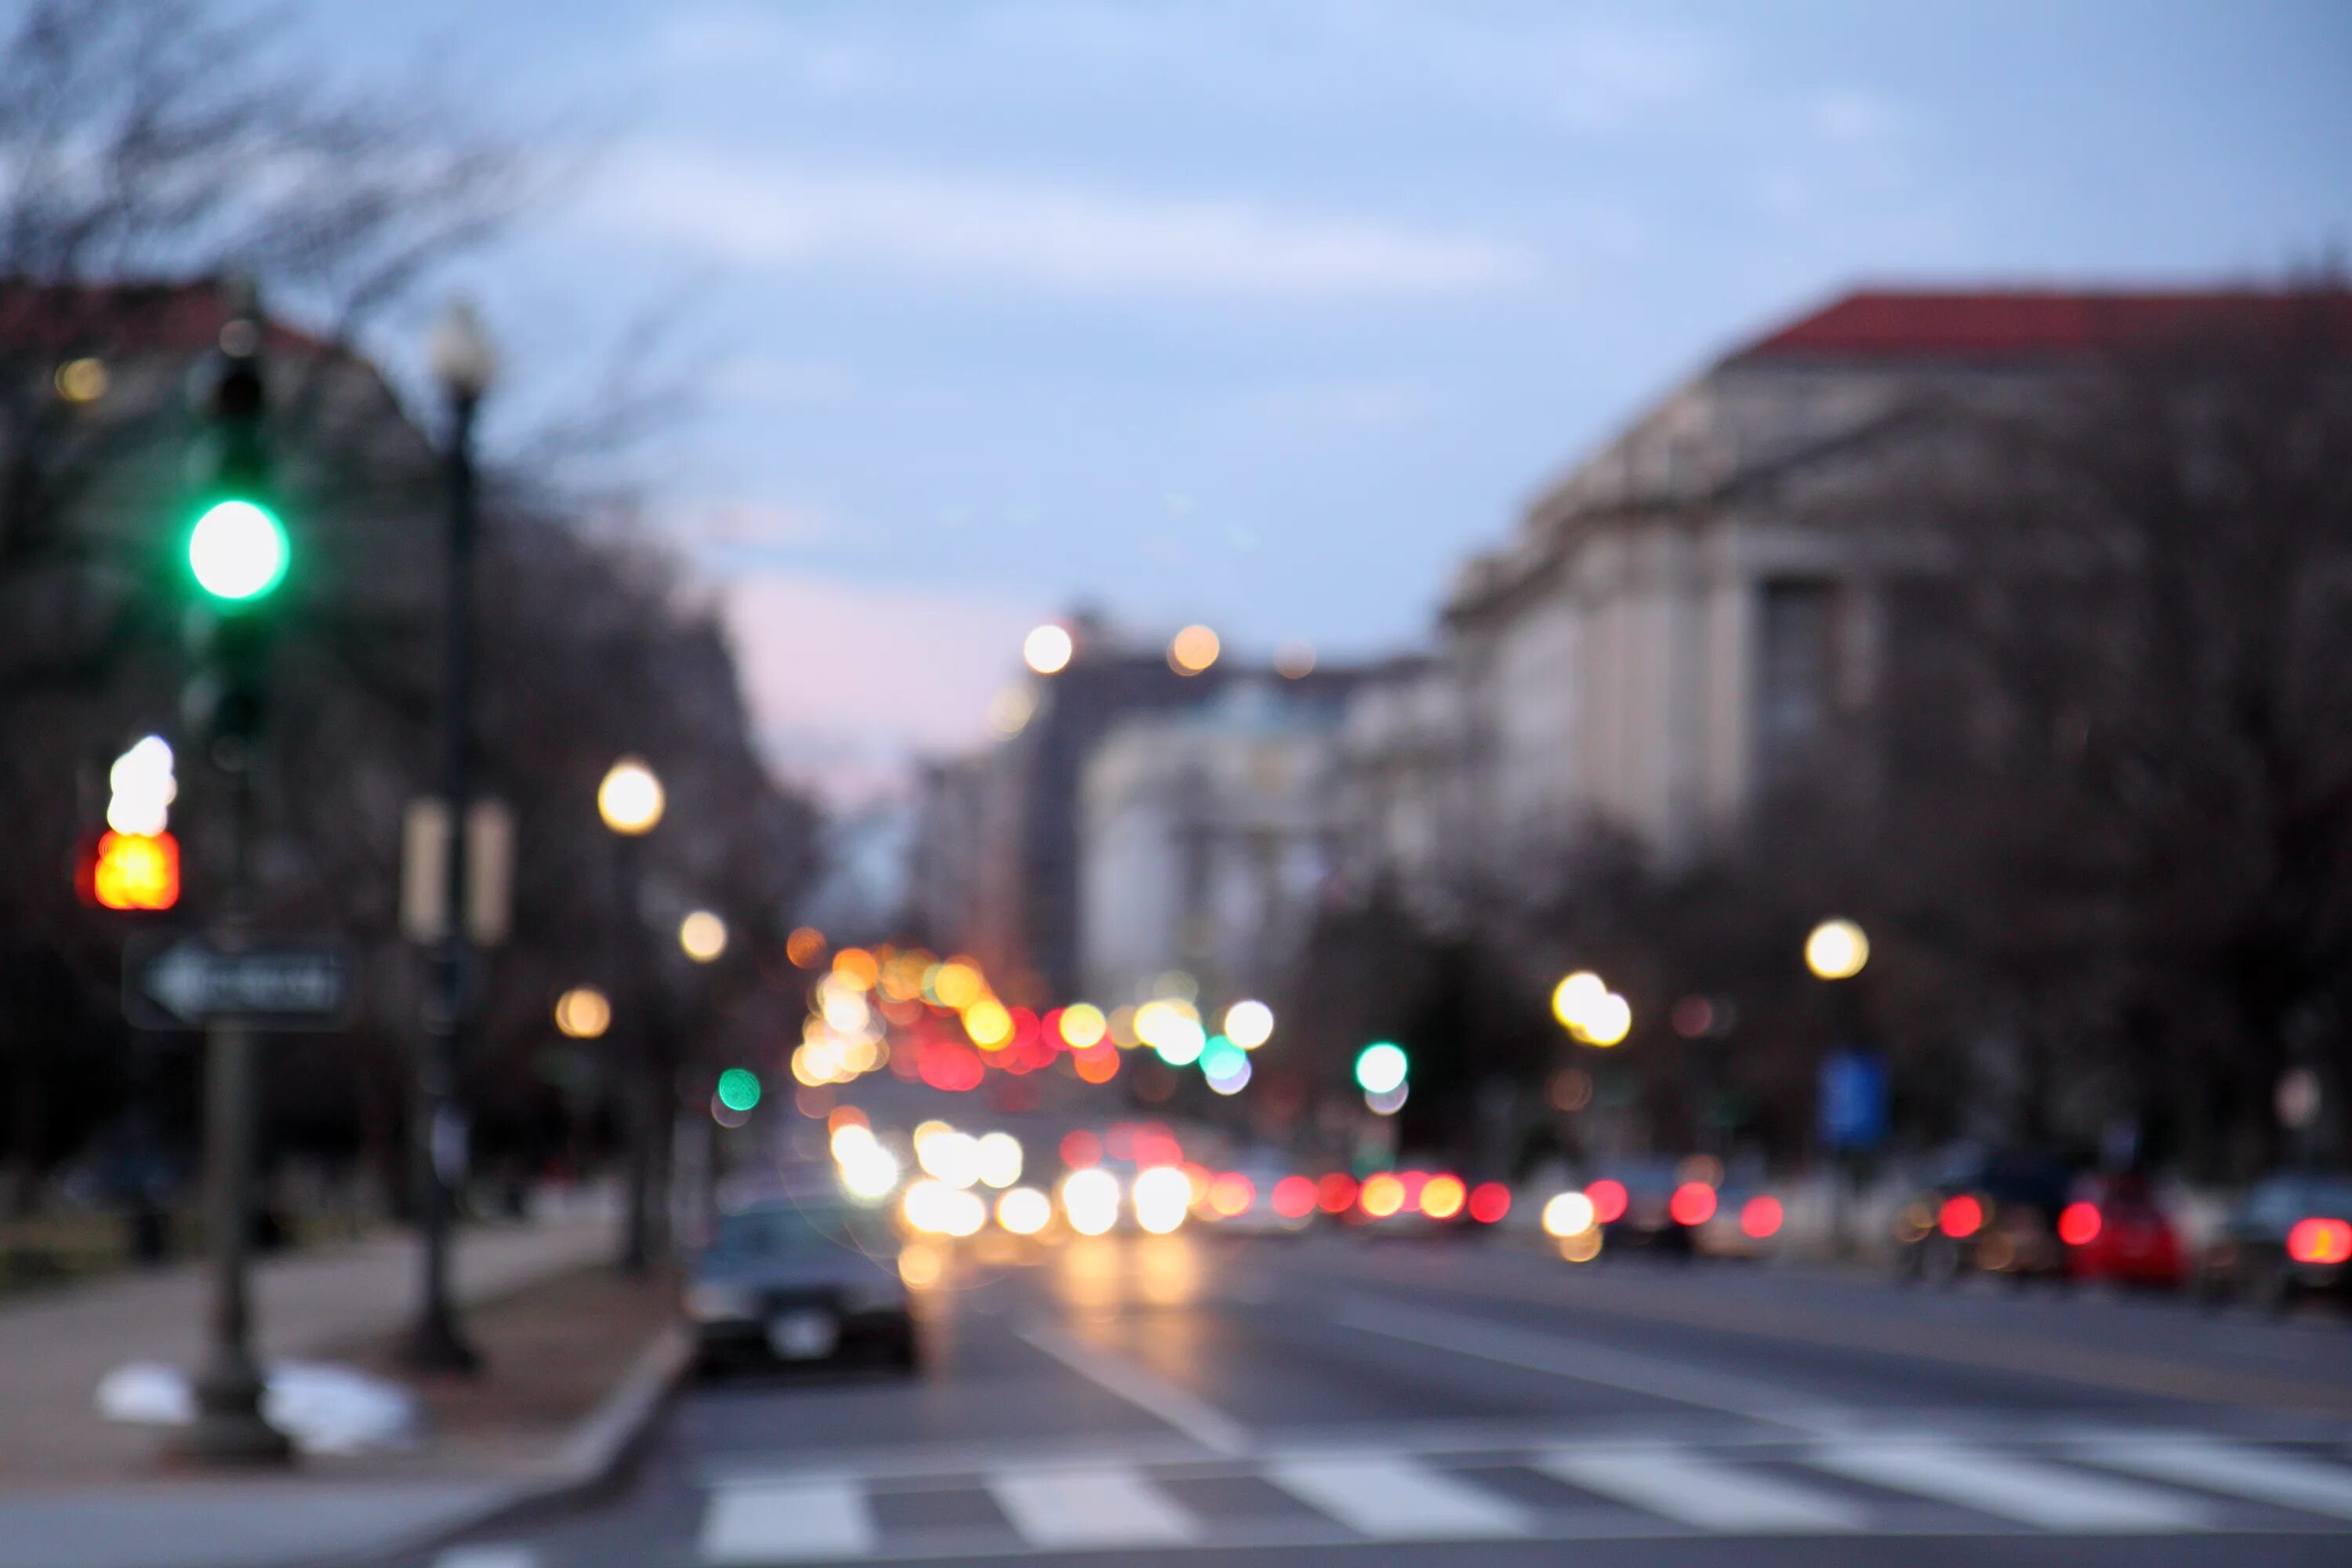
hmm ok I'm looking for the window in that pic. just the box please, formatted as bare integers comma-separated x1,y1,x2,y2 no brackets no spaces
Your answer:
1755,577,1838,783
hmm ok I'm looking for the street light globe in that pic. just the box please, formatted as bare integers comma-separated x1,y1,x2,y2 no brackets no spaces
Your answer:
1806,918,1870,981
679,909,728,963
1022,622,1074,675
597,757,664,835
554,985,610,1039
426,298,499,398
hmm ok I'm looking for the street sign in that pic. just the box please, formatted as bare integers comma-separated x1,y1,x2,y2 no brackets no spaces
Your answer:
1818,1047,1888,1151
123,933,355,1031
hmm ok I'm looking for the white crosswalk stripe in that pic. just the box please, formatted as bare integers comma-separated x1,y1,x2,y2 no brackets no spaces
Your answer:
1263,1454,1530,1539
1811,1438,2212,1531
432,1548,535,1568
1541,1444,1864,1531
2074,1436,2352,1520
987,1465,1199,1548
701,1479,876,1563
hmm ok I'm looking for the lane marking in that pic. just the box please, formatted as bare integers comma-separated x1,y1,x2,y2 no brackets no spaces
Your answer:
1303,1246,2352,1419
987,1465,1198,1548
1811,1439,2212,1531
2075,1436,2352,1520
1540,1444,1865,1532
1265,1454,1530,1539
1334,1295,1841,1431
701,1479,876,1563
1016,1322,1252,1456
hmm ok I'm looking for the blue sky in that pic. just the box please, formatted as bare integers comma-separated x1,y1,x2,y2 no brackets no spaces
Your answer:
303,1,2352,801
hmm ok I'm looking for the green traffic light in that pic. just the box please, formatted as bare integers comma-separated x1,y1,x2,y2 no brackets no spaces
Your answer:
715,1067,762,1112
187,498,289,601
1355,1041,1408,1095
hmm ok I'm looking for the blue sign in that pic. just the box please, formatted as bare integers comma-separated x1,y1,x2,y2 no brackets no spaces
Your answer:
1819,1049,1888,1151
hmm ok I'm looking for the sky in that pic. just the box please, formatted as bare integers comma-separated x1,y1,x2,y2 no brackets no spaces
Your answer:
296,0,2352,805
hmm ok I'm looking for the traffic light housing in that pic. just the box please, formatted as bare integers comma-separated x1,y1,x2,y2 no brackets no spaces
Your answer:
182,292,280,753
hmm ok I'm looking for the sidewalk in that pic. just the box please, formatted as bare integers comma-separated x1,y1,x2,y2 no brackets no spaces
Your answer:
0,1210,681,1568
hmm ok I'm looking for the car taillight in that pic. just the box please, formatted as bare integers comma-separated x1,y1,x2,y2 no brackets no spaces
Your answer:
1740,1195,1783,1239
1939,1194,1984,1240
1468,1182,1512,1224
2286,1216,2352,1265
1586,1178,1628,1225
1669,1181,1717,1226
2058,1201,2102,1247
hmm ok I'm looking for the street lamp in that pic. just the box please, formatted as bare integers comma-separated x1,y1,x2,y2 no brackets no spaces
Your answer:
600,756,663,1272
1805,918,1870,981
403,298,499,1374
679,910,727,963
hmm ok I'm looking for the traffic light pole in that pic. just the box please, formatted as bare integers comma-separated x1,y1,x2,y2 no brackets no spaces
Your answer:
178,753,292,1464
404,386,483,1373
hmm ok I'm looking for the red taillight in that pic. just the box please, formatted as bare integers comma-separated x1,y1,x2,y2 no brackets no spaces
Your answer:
1316,1173,1358,1214
1059,1130,1102,1167
1272,1175,1317,1218
1940,1194,1984,1239
1587,1178,1628,1225
2287,1216,2352,1265
1740,1195,1783,1239
1468,1181,1512,1224
2058,1201,2103,1247
1669,1181,1717,1227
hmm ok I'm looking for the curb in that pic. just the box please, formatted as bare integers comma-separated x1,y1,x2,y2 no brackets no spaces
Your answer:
306,1321,692,1567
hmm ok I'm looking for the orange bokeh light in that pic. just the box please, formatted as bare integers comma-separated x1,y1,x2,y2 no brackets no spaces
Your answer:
1359,1173,1406,1218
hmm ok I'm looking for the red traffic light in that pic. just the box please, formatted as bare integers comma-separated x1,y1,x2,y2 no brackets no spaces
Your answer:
83,830,180,911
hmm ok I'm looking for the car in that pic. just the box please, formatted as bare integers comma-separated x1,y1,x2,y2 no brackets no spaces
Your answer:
1584,1160,1702,1256
685,1196,919,1374
1693,1182,1789,1261
1893,1151,2071,1284
2057,1173,2184,1289
2194,1171,2352,1313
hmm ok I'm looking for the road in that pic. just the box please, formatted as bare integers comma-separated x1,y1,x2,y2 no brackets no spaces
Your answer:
411,1231,2352,1567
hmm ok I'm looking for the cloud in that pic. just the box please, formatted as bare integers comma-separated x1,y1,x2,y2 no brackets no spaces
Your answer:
585,147,1540,297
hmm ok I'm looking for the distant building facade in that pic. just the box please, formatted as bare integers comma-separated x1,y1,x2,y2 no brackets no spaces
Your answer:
1078,681,1348,1011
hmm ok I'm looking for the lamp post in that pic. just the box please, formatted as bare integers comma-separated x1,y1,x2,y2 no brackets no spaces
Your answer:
402,300,497,1373
598,757,663,1272
1806,917,1875,1258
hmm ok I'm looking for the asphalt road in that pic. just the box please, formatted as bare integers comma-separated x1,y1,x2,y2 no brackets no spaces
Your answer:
411,1230,2352,1567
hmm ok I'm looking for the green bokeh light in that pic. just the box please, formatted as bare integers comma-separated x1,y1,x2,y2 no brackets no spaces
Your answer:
1199,1036,1247,1083
1355,1041,1408,1095
187,499,289,601
715,1067,762,1112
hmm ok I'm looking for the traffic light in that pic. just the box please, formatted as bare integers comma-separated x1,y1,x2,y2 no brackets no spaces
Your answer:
79,736,181,910
182,290,281,753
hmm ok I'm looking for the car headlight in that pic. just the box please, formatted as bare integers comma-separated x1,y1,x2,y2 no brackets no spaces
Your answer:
686,1282,759,1322
838,1278,907,1314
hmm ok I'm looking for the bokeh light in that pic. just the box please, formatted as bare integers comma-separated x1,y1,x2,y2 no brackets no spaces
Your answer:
1468,1182,1512,1224
976,1131,1023,1189
1419,1174,1467,1220
1359,1173,1406,1218
596,757,664,835
714,1068,761,1112
996,1186,1051,1236
1806,917,1871,980
1669,1181,1717,1227
1058,1002,1108,1047
1023,623,1074,674
679,909,728,962
1542,1191,1596,1238
1131,1166,1192,1233
785,927,826,967
1167,623,1221,675
1222,999,1274,1049
1740,1195,1784,1239
1586,1179,1629,1225
1061,1167,1121,1235
1273,639,1316,679
553,985,610,1040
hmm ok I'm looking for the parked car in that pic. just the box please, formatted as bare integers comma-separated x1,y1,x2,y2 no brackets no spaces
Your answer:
1693,1181,1789,1261
2194,1172,2352,1313
1893,1152,2071,1283
685,1196,919,1374
2057,1173,2185,1289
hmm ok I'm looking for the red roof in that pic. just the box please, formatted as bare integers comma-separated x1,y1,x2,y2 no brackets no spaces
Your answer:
0,280,325,358
1732,289,2352,363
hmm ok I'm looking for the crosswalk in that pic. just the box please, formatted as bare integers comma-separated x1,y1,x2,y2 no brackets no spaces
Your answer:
450,1432,2352,1565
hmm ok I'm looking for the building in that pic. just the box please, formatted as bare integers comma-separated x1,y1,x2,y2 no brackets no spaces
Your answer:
907,614,1370,1003
1078,681,1349,1011
1381,288,2313,902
